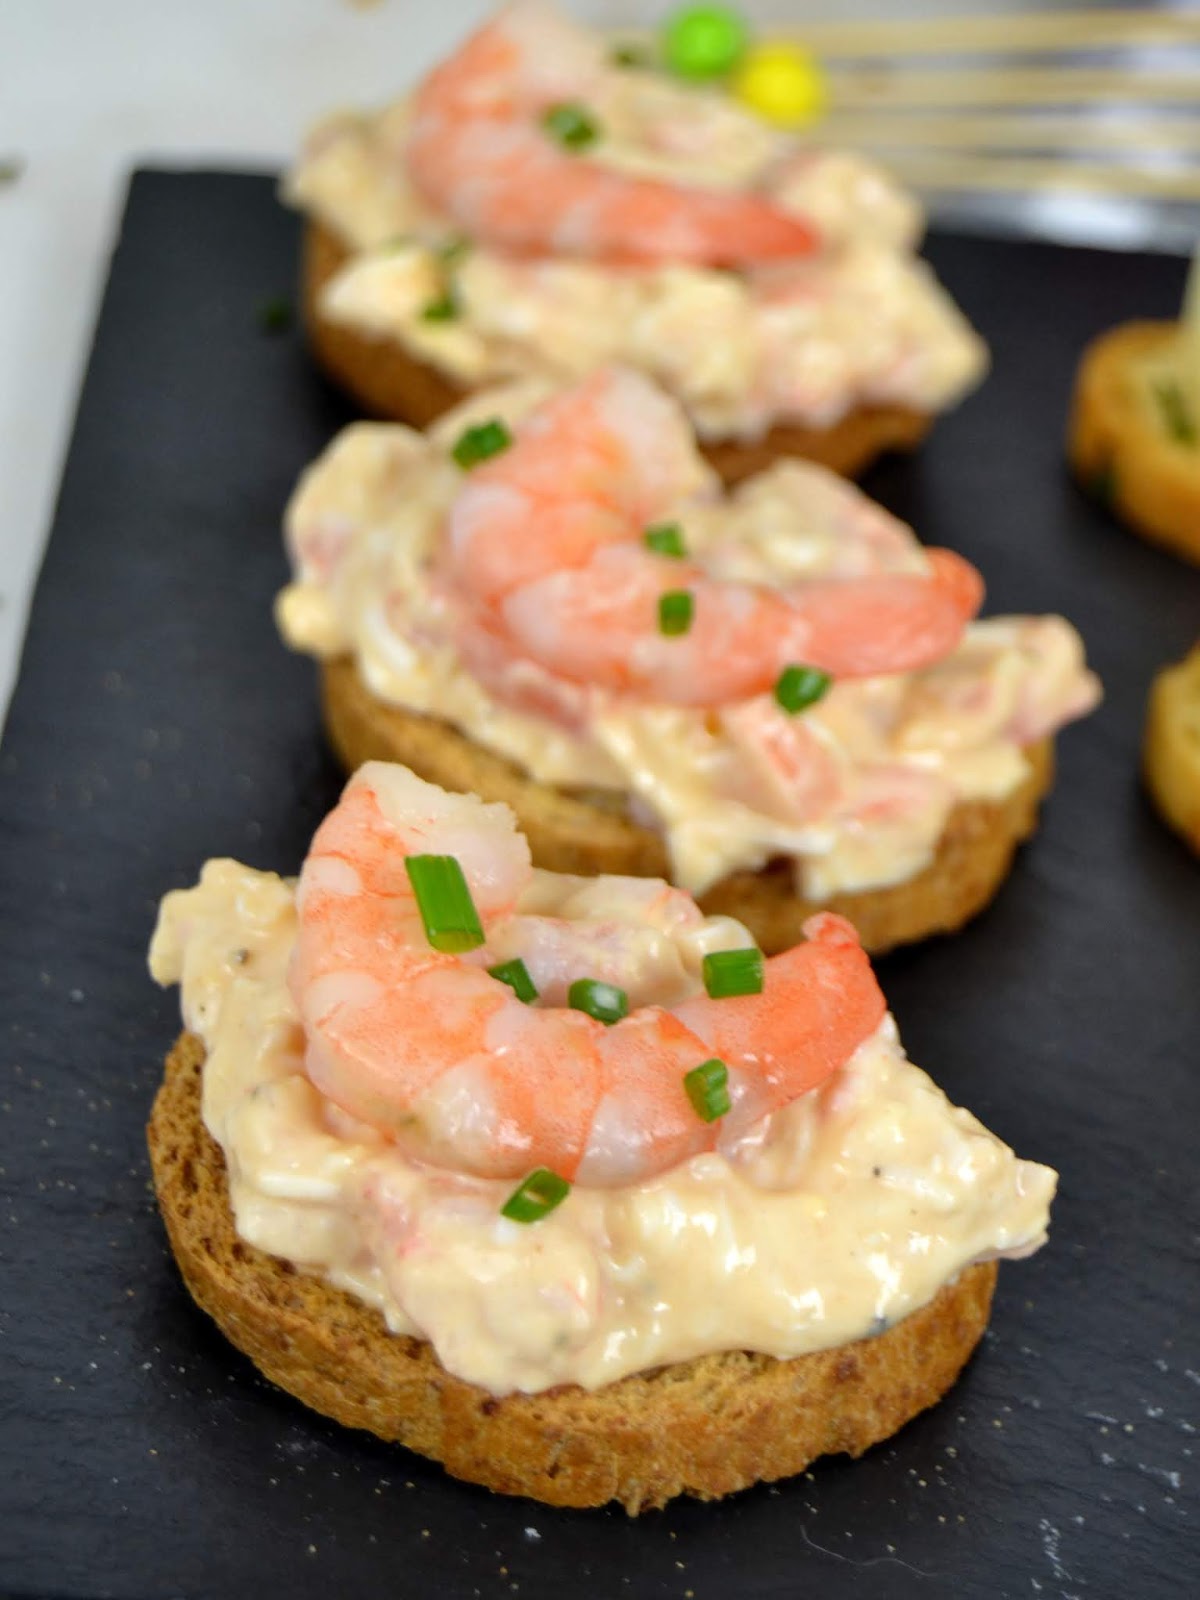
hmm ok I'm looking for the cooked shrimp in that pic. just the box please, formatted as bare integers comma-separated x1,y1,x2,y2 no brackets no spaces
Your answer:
449,368,984,706
290,763,885,1186
405,3,818,268
482,873,712,1009
721,697,845,824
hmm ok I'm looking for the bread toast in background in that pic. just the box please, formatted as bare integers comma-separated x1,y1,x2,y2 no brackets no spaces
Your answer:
1144,643,1200,853
303,221,936,486
322,656,1055,956
1069,321,1200,567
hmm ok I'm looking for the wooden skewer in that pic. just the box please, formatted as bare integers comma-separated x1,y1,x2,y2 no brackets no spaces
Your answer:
613,13,1200,204
1186,248,1200,318
814,114,1200,155
789,9,1200,61
886,153,1200,202
1182,247,1200,374
827,66,1200,112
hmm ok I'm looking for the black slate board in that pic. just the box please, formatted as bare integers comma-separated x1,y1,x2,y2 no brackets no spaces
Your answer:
1,171,1198,1600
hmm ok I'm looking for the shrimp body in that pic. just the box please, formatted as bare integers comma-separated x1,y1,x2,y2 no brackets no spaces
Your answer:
449,368,984,706
291,763,886,1186
406,4,818,267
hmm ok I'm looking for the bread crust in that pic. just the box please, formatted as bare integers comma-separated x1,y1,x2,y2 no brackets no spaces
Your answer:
1144,642,1200,854
320,656,1054,956
148,1031,998,1512
1067,320,1200,566
302,220,934,483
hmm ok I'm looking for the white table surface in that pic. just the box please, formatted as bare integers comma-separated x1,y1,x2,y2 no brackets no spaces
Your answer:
1,0,1191,733
0,0,505,729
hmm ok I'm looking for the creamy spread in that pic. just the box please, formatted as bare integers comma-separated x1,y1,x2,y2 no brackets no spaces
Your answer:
150,859,1056,1396
283,11,988,440
277,385,1101,900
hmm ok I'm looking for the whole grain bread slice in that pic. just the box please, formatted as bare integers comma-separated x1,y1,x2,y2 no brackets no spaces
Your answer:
302,220,934,484
320,657,1054,956
148,1031,998,1512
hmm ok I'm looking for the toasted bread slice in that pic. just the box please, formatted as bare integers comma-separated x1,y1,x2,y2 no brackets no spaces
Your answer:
319,657,1054,956
1144,642,1200,853
302,221,934,484
1068,321,1200,566
148,1032,998,1512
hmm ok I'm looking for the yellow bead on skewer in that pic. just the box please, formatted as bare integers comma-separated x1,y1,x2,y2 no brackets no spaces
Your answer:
732,41,829,129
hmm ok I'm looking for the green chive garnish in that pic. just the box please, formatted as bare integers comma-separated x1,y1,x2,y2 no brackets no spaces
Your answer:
452,418,512,469
684,1059,731,1123
404,855,484,952
421,287,459,323
0,157,24,186
774,663,832,715
702,947,764,1000
644,522,687,559
488,958,538,1004
611,42,653,69
542,102,600,152
501,1168,571,1223
258,296,292,334
1153,378,1197,446
658,590,694,636
436,235,470,266
568,978,629,1025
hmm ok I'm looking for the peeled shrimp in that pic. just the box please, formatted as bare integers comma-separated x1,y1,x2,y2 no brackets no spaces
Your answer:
405,3,817,268
449,368,984,706
290,763,885,1186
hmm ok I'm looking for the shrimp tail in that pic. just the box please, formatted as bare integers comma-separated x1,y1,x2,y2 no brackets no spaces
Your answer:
674,911,886,1111
928,546,986,620
787,548,985,680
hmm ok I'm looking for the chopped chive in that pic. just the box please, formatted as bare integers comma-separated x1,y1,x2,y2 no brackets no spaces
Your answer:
542,101,601,152
644,522,687,559
501,1167,571,1223
702,947,764,1000
488,957,539,1005
568,978,629,1025
611,41,653,69
0,157,24,186
452,418,512,469
684,1058,731,1123
436,235,470,266
258,295,292,334
658,589,694,636
404,854,484,952
774,663,831,715
421,287,459,323
1153,378,1197,446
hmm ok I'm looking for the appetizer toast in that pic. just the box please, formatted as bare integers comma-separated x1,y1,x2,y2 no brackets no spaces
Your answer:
148,765,1053,1510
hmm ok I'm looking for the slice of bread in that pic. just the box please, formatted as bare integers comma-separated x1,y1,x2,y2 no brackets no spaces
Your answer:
303,220,934,484
1067,320,1200,567
1144,642,1200,853
148,1031,998,1512
320,657,1054,956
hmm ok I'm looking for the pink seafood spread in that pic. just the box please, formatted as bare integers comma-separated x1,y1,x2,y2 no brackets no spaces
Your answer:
284,1,987,439
150,767,1056,1395
277,369,1100,900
